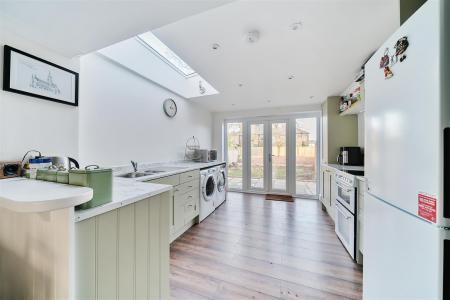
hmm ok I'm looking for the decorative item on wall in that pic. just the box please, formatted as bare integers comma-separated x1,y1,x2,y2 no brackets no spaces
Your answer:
163,98,177,118
3,45,79,106
378,36,409,79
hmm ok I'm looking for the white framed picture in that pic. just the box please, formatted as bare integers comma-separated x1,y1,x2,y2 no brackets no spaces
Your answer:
3,45,79,106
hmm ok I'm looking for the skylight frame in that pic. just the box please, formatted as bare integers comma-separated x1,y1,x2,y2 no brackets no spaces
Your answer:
136,33,197,78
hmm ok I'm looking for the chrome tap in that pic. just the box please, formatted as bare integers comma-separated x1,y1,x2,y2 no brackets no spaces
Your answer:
131,160,138,172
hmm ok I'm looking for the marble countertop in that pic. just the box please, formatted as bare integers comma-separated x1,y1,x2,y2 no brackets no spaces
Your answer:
356,176,366,181
74,178,172,222
0,178,93,213
75,160,226,222
113,160,226,182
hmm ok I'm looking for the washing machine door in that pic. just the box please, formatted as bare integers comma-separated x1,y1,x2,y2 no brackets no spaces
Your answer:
202,174,216,201
217,170,226,192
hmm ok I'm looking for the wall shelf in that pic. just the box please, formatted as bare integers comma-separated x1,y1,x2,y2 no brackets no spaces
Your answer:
340,100,364,116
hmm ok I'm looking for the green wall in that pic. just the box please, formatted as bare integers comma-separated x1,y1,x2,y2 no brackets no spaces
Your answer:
324,97,358,164
400,0,427,24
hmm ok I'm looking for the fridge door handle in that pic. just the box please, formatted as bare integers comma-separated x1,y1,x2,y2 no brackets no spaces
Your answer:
444,128,450,219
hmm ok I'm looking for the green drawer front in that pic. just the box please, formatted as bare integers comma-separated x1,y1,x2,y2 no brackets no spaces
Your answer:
174,179,199,196
148,174,180,186
179,170,199,184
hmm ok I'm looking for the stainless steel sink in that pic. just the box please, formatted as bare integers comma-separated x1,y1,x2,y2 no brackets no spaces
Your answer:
118,172,148,178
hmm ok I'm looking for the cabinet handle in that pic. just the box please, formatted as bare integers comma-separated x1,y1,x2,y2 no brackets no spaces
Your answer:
187,195,192,199
188,186,193,188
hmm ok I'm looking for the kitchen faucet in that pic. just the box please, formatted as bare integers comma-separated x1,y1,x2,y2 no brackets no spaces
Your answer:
131,160,138,172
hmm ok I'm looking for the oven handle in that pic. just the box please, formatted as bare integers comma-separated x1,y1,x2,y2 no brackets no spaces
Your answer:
336,203,351,219
336,181,354,193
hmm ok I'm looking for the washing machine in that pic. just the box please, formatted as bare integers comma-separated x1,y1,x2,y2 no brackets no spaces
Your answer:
199,166,217,222
214,164,227,208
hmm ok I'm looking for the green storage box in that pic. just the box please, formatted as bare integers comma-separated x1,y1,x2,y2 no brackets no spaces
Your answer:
36,169,48,181
69,165,113,210
45,168,58,182
56,169,69,184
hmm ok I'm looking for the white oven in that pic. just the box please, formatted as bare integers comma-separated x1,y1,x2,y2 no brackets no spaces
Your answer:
335,200,356,259
335,177,356,214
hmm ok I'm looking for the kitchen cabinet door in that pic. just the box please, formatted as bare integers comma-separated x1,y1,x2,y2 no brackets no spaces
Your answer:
173,193,185,233
321,168,331,211
329,171,336,222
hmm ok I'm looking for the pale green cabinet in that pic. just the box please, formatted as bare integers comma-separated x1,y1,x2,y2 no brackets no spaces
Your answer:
75,191,171,300
321,165,336,222
147,170,200,242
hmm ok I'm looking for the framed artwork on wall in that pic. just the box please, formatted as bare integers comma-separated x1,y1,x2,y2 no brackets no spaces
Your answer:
3,45,79,106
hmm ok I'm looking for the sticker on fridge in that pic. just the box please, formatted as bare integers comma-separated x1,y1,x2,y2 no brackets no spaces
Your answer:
418,193,437,223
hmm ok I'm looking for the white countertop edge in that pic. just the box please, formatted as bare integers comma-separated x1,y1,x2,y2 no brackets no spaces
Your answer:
356,176,366,181
74,184,172,222
0,191,93,213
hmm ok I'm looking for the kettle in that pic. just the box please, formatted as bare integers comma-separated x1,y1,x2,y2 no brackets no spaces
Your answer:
48,156,80,169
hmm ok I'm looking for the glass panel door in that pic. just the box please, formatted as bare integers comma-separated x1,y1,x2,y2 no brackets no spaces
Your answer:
250,123,265,190
226,122,243,190
295,117,318,196
270,121,288,192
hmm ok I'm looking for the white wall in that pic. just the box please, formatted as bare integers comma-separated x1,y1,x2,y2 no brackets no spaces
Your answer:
212,104,321,160
78,53,212,167
0,24,80,161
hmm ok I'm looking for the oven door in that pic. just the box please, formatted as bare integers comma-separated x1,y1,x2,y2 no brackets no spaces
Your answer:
335,200,355,260
335,180,356,214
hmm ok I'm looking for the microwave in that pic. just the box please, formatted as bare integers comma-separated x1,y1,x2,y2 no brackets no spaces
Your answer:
337,147,363,166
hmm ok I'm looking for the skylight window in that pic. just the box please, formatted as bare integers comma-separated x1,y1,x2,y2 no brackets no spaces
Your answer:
137,32,196,77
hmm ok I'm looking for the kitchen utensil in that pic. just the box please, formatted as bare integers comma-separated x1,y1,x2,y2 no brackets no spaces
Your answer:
69,165,112,210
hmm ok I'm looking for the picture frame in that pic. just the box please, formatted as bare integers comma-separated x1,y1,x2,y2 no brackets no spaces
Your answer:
3,45,79,106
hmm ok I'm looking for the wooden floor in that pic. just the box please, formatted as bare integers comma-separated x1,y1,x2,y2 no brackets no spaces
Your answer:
170,192,363,300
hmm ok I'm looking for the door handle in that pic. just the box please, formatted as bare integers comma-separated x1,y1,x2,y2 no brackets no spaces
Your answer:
336,204,351,219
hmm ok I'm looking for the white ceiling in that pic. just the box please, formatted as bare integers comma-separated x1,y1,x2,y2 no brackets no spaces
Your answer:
153,0,400,112
0,1,232,57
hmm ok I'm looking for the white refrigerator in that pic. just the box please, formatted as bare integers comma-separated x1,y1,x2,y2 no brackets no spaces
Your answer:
364,0,449,299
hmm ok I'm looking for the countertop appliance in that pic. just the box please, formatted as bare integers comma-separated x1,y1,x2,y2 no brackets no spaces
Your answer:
334,169,358,260
194,149,210,163
363,1,449,299
337,147,363,166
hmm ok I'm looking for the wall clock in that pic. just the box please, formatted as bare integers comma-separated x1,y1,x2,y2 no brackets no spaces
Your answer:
163,98,177,118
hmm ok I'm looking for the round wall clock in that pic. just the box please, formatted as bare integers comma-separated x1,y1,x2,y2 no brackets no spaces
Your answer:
163,98,177,118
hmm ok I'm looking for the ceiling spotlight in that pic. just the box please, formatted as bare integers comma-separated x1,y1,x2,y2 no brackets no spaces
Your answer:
212,43,220,50
231,103,236,106
290,21,303,31
238,83,244,87
267,100,271,103
246,30,260,43
288,75,295,80
309,96,315,99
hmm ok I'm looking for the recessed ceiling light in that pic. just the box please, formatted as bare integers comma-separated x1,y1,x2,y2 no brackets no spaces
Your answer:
290,21,303,31
309,96,315,99
246,30,260,43
212,43,220,50
238,83,244,87
267,100,271,103
288,75,295,80
231,103,236,106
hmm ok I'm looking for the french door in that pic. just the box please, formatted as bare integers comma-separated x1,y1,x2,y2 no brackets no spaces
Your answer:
225,113,320,198
248,120,288,194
